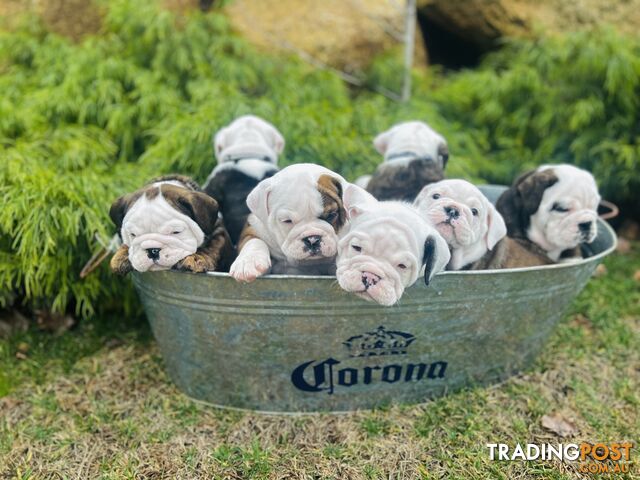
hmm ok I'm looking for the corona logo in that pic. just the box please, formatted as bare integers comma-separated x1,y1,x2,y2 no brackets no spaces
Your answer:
290,325,448,394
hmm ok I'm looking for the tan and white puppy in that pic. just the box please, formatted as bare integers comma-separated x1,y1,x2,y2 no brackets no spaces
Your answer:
415,180,552,270
230,164,347,282
109,175,234,274
203,115,284,245
496,164,600,261
364,121,449,201
336,185,450,306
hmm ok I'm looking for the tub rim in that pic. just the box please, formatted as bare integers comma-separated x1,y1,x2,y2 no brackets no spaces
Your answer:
147,218,615,281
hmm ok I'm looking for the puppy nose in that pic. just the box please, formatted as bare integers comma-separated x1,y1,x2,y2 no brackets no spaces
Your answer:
146,248,161,260
361,272,381,289
578,221,592,234
302,235,322,251
444,206,460,219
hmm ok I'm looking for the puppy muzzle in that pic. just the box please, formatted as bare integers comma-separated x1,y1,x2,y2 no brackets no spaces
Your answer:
336,258,404,306
426,203,475,247
553,211,599,248
128,234,198,272
281,222,338,261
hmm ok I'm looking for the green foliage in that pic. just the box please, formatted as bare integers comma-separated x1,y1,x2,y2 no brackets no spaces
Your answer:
0,0,638,317
432,29,640,202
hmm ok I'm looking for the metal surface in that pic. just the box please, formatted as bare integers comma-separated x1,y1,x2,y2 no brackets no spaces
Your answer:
132,186,617,413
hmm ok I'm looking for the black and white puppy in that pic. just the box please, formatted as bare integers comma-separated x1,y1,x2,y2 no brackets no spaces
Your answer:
336,185,450,305
203,115,284,245
230,164,348,282
109,175,234,274
496,164,601,261
414,180,552,270
363,121,449,201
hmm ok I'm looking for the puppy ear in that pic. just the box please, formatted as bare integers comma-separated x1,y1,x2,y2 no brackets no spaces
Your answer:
422,233,451,286
485,204,507,250
496,169,558,238
109,192,140,232
343,183,377,220
213,126,228,160
270,128,285,155
176,191,220,236
373,128,393,155
246,178,273,221
437,142,449,169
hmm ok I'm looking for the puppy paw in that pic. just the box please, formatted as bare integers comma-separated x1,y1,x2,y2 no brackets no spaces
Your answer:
110,246,133,275
174,254,212,273
229,253,271,283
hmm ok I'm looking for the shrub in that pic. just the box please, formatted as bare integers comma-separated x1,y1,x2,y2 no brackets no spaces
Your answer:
0,1,637,318
432,29,640,205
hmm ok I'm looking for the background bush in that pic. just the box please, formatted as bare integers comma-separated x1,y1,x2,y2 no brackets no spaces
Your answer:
0,0,637,318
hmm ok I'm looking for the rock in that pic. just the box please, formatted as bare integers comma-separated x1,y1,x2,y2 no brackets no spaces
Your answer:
223,0,427,73
618,219,640,241
593,264,607,278
0,309,29,339
617,238,632,254
2,0,426,72
418,0,640,52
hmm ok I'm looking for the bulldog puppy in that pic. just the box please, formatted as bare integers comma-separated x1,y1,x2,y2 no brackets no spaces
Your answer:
229,164,347,282
496,164,601,261
109,175,234,274
414,180,552,270
365,121,449,201
203,115,284,245
336,185,450,306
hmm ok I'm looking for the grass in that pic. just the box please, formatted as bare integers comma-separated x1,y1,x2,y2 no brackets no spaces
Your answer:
0,245,638,479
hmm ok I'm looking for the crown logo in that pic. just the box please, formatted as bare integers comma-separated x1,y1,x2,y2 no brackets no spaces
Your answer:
343,325,416,357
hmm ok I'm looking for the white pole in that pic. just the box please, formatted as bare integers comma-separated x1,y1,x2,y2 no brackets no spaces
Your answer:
401,0,416,102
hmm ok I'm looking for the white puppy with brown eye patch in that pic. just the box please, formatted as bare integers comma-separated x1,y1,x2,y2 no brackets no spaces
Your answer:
496,164,601,261
414,179,507,270
230,163,348,282
336,185,450,306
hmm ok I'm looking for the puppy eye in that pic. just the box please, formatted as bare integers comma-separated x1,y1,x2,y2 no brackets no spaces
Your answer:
352,245,362,252
471,208,479,216
130,233,136,238
432,193,441,200
324,211,338,223
171,231,181,235
397,263,407,270
551,203,569,213
282,219,293,224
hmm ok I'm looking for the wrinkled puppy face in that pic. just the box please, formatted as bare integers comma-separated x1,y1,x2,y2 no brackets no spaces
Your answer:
373,120,449,170
528,165,600,254
414,180,506,268
247,167,346,263
110,184,218,272
214,114,285,164
336,186,450,306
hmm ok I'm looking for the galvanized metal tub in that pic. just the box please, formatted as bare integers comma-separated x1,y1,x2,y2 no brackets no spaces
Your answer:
132,185,617,413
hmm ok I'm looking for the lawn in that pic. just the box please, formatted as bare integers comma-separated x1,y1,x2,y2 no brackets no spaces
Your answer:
1,244,638,479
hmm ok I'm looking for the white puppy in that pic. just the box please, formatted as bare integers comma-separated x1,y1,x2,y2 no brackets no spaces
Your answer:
336,185,450,306
230,164,348,282
414,180,506,270
496,164,600,261
203,115,284,245
365,121,449,201
414,180,552,270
